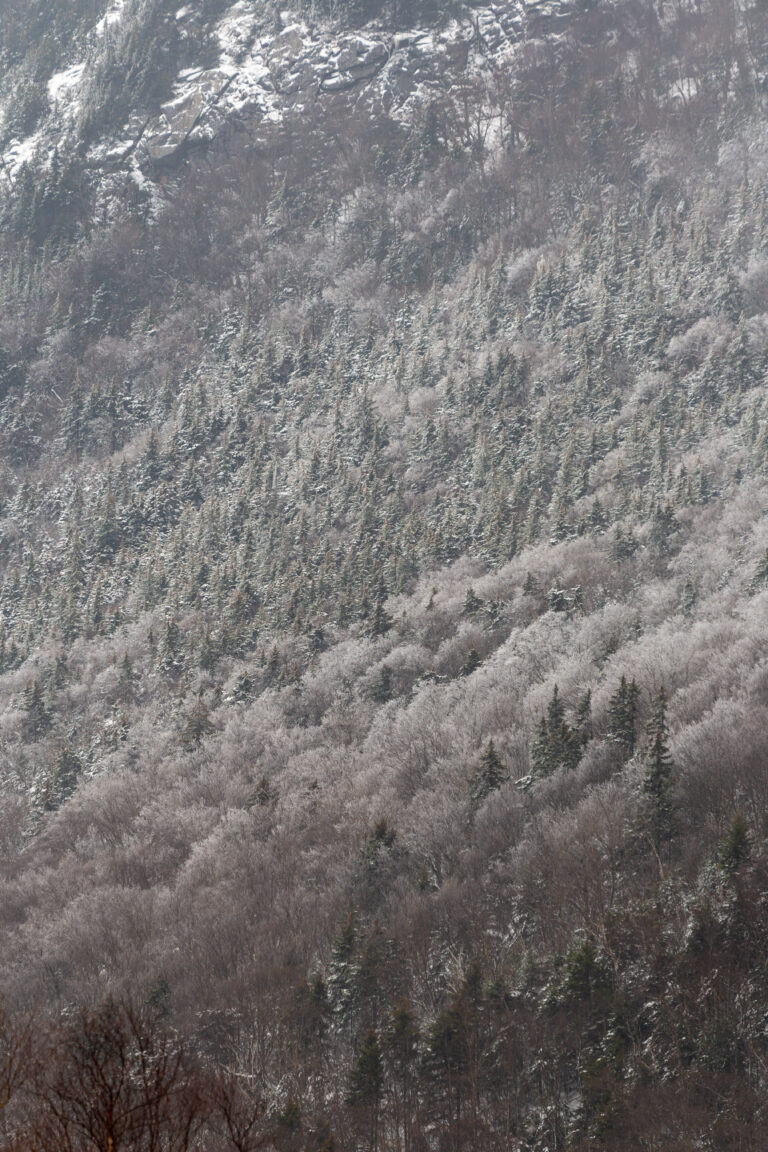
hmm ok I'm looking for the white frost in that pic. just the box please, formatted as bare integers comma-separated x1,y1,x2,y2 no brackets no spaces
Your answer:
48,63,85,103
94,0,126,36
2,131,43,178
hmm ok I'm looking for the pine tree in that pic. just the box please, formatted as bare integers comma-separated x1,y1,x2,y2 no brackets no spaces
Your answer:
748,547,768,593
460,648,482,677
274,1097,302,1152
366,598,393,639
640,686,675,857
159,616,183,676
180,698,215,750
385,999,419,1152
347,1028,383,1150
717,811,750,875
42,742,82,812
327,915,358,1022
607,675,640,756
470,740,506,806
574,689,593,743
22,679,51,741
531,685,583,776
463,587,483,616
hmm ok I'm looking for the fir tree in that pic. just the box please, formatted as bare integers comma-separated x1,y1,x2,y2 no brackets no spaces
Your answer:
470,740,506,806
640,686,675,857
159,616,183,676
462,587,483,616
22,679,51,741
347,1028,383,1150
460,648,482,677
366,598,393,639
180,698,215,750
531,685,583,776
717,811,750,875
607,675,640,757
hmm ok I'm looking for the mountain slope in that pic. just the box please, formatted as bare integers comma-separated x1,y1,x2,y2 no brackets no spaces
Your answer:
2,0,768,1148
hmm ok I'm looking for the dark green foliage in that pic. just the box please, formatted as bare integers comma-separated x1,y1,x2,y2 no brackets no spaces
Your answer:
749,547,768,593
717,812,750,875
562,938,607,1002
462,587,483,616
574,688,592,743
469,739,506,806
531,685,584,776
22,679,51,741
247,774,277,809
274,1096,302,1149
327,915,358,1020
640,686,675,856
292,975,330,1051
159,616,183,677
607,675,640,757
347,1028,383,1107
3,1,768,1147
459,648,482,677
365,599,393,639
41,742,82,812
367,664,393,703
180,697,214,749
145,975,172,1018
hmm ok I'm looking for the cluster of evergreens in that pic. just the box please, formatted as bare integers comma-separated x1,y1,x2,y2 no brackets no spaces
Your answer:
1,0,768,1146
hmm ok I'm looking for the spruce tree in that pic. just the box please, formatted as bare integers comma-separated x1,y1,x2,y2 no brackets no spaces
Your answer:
470,740,506,806
717,812,750,875
607,675,640,756
531,685,582,776
22,679,51,741
347,1028,383,1150
180,698,215,750
640,686,675,857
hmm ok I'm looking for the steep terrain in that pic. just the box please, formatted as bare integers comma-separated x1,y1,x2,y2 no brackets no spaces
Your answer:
2,0,768,1148
0,0,567,179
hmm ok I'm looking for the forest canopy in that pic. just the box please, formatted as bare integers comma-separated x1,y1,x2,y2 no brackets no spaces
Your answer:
1,0,768,1147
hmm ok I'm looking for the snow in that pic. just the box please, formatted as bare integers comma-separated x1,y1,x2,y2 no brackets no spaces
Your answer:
2,131,43,178
94,0,126,35
669,77,698,103
216,1,261,58
48,63,85,103
0,0,574,199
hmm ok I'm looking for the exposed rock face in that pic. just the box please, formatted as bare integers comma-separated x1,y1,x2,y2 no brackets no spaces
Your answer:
0,0,575,182
146,71,234,162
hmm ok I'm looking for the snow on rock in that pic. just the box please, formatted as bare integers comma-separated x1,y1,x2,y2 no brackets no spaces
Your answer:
94,0,126,36
2,131,44,178
4,0,575,185
48,63,86,105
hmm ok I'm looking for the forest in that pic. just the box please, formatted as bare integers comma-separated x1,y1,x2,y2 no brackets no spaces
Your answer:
1,0,768,1146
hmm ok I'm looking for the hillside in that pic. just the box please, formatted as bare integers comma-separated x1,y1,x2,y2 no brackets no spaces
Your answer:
2,0,768,1148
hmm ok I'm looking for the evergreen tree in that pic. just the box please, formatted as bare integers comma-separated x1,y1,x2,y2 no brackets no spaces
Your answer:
347,1028,383,1151
180,698,215,750
462,587,483,616
42,742,82,812
531,685,583,776
385,999,419,1152
717,811,750,875
22,679,51,741
327,915,358,1023
640,686,675,857
470,740,506,806
607,675,640,756
460,648,482,677
159,616,183,676
366,598,393,639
